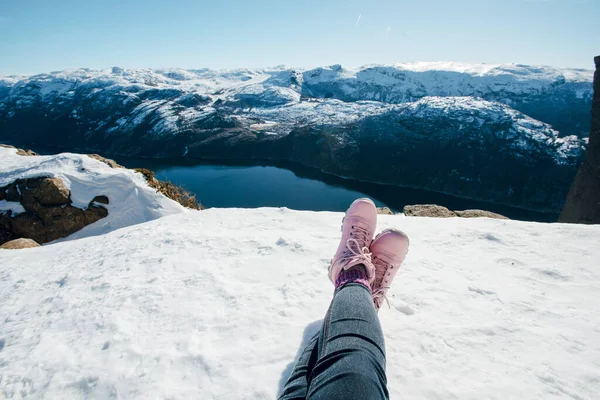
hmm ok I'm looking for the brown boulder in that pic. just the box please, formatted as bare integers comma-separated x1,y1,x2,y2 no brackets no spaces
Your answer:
43,207,88,242
403,205,457,218
0,238,40,249
87,154,123,168
376,207,394,215
0,213,14,243
90,195,110,205
0,176,109,244
455,210,509,220
0,184,22,202
85,204,109,224
10,213,45,243
22,177,71,206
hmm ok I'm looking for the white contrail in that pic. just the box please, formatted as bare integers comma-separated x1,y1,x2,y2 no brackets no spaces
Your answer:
355,14,362,27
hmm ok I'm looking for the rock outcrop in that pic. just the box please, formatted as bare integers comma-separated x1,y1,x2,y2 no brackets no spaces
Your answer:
87,154,123,168
404,205,457,218
0,177,109,244
0,238,40,249
0,144,38,156
376,207,394,215
404,204,508,219
559,56,600,224
454,210,509,220
134,168,202,210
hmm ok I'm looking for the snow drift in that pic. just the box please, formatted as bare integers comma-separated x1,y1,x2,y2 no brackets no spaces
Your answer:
0,146,185,242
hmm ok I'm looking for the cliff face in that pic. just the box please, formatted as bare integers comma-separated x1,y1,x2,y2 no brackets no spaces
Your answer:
559,57,600,224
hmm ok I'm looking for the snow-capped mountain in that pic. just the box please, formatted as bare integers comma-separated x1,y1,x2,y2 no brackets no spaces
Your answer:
0,63,593,212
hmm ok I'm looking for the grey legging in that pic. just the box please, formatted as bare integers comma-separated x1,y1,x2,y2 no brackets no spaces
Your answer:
279,283,389,399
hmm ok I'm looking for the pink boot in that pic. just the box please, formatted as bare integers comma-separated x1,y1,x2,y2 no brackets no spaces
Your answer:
329,198,378,285
370,229,410,310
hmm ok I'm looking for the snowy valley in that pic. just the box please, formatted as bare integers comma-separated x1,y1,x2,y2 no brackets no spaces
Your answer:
0,62,593,212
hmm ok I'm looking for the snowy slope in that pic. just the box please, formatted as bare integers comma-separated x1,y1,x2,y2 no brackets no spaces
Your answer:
0,62,591,100
0,62,593,139
0,146,186,241
1,207,599,399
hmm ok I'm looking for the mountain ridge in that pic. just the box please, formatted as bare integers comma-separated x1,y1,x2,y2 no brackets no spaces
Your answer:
0,62,593,212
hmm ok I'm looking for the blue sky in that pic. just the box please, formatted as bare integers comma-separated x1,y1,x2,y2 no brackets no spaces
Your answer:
1,0,598,74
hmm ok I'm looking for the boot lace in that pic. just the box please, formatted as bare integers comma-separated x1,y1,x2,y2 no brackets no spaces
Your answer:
341,238,372,268
340,225,372,269
372,287,391,309
372,256,393,309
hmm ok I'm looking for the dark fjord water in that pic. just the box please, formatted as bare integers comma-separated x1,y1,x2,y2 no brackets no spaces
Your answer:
112,156,556,222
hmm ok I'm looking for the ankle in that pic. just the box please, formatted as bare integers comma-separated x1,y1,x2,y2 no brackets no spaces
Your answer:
334,265,371,292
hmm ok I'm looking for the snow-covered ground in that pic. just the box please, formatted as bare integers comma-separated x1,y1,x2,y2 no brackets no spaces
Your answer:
1,209,599,399
1,148,599,399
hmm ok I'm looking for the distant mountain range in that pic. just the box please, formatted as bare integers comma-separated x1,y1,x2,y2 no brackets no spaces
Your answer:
0,62,593,212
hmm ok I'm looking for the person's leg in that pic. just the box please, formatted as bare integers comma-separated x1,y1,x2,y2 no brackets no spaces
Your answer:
288,198,405,399
307,282,388,400
279,333,319,400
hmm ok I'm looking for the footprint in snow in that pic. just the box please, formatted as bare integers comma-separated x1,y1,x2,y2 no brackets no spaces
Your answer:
258,246,274,256
468,286,496,295
482,233,504,244
393,303,415,316
55,275,68,288
275,238,304,252
537,269,570,281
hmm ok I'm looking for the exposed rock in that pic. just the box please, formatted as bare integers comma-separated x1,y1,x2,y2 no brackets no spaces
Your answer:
376,207,394,215
455,210,509,220
87,154,123,168
85,203,109,224
559,56,600,224
0,144,38,156
0,184,21,202
135,168,203,210
403,205,509,219
1,177,71,206
8,213,44,242
0,238,40,249
0,176,109,244
403,205,457,218
25,177,71,206
90,195,110,205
